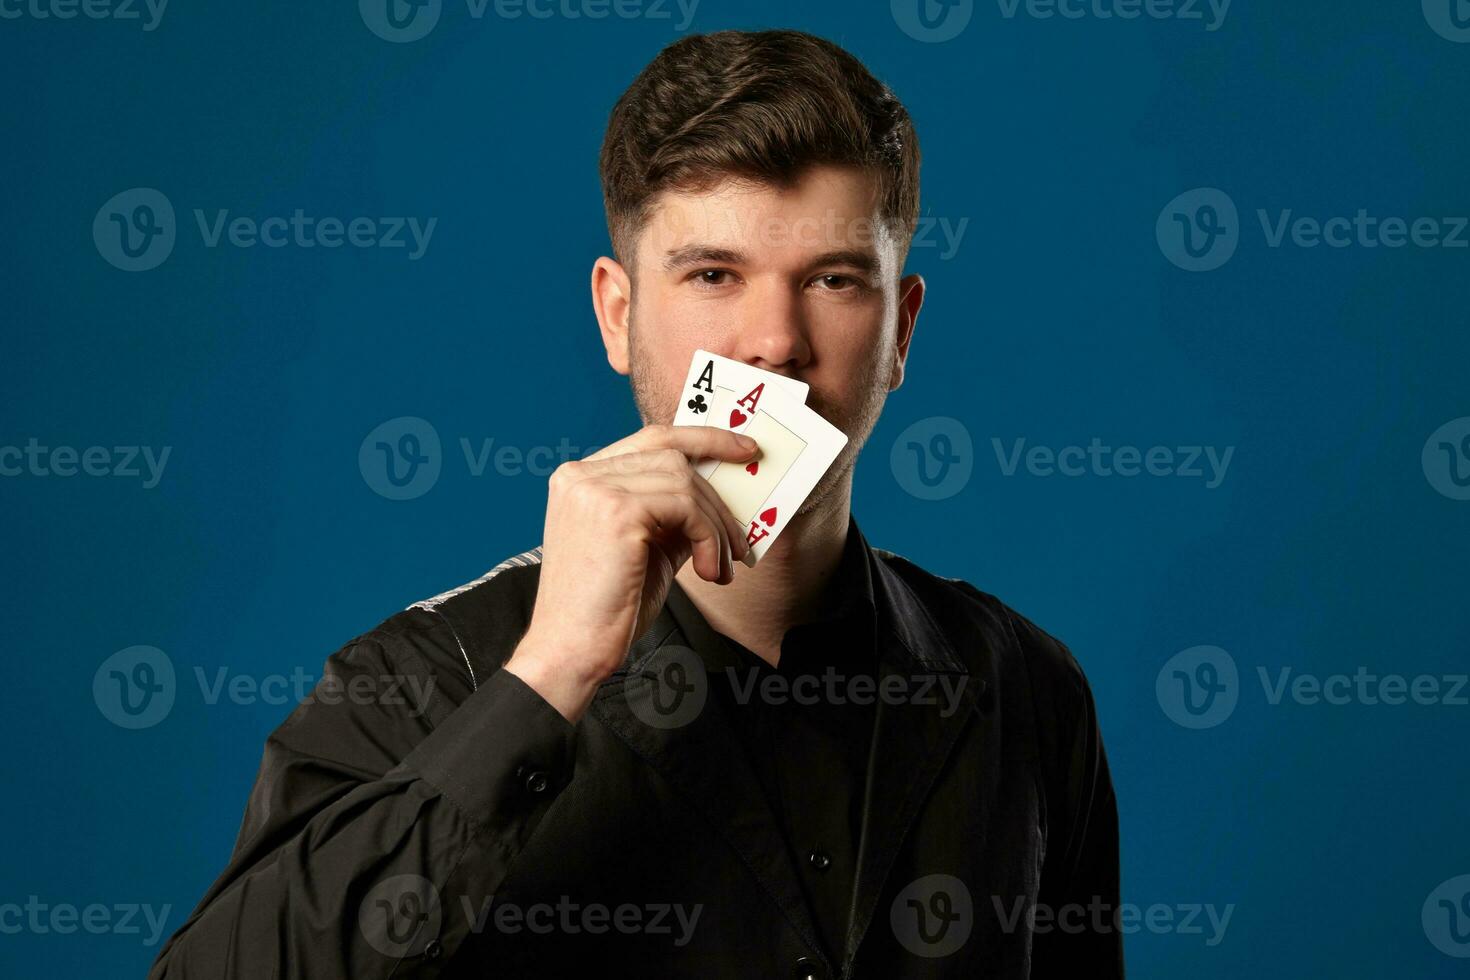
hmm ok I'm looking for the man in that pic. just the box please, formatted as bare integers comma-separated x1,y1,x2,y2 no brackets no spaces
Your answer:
150,29,1122,979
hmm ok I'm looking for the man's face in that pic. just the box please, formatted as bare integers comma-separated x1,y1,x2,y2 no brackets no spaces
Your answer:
621,165,917,511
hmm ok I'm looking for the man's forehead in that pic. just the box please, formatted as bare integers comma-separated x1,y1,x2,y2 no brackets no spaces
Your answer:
636,167,897,262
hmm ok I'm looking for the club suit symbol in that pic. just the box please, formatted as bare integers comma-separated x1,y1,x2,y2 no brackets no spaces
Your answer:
1424,0,1470,41
359,0,441,42
1423,875,1470,957
359,875,442,957
891,0,973,43
1156,646,1238,729
359,417,442,500
890,874,973,957
890,417,973,501
93,188,176,272
93,646,176,729
1423,417,1470,500
686,393,709,415
627,645,707,731
1156,188,1239,272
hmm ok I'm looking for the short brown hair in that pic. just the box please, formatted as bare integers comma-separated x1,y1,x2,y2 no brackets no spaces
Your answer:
599,29,921,267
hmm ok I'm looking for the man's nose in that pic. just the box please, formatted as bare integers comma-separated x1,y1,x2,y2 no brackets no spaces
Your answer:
730,283,811,375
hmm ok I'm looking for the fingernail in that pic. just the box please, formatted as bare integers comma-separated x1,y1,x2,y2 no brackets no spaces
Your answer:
736,435,757,449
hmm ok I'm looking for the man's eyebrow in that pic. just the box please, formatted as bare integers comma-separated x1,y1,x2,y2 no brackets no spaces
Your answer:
662,246,881,274
662,245,747,272
807,249,879,274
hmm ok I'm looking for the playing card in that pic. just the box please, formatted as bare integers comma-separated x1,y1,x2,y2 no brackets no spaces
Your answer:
672,349,809,430
698,384,848,567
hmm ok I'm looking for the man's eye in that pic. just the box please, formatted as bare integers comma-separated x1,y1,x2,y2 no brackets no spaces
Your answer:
812,274,860,291
692,269,737,287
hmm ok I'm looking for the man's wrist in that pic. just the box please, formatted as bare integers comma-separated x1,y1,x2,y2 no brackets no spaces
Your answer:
503,626,611,724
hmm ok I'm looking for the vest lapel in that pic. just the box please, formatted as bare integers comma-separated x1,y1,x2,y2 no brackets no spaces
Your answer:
842,558,983,971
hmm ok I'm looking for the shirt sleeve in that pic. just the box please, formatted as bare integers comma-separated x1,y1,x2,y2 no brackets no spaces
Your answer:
147,629,578,978
1029,645,1125,979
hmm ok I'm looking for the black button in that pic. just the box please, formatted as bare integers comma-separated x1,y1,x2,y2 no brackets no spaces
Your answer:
518,766,550,794
792,956,824,980
423,938,442,960
807,850,831,871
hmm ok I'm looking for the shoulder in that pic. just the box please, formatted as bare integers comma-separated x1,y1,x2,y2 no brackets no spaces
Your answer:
332,547,545,709
872,547,1096,710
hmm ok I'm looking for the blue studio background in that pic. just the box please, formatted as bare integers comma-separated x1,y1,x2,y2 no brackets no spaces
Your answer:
3,0,1469,975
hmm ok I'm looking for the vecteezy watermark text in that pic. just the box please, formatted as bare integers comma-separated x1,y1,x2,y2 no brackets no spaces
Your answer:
93,646,437,729
1159,188,1469,272
360,0,700,43
94,188,436,272
0,439,170,488
0,897,171,947
992,896,1234,946
0,0,167,30
992,437,1234,489
459,895,702,945
1157,645,1470,729
724,667,969,718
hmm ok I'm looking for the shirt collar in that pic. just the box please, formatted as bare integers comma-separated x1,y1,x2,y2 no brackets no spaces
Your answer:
663,514,880,673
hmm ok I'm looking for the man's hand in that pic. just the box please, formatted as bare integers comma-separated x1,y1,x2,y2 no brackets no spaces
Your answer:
503,425,756,723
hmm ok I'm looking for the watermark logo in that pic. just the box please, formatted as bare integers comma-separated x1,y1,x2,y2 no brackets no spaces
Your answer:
360,416,442,500
1424,875,1470,957
1157,188,1238,272
1156,645,1238,729
93,646,176,730
458,895,702,943
94,652,437,728
1423,417,1470,501
362,0,699,41
95,190,436,270
94,188,175,272
1424,0,1470,43
726,667,969,717
0,440,171,488
992,896,1233,945
891,874,973,957
1161,189,1469,271
359,874,442,958
992,437,1234,488
0,898,172,947
0,0,169,30
995,0,1230,30
360,0,442,41
626,645,708,731
891,417,974,500
892,0,974,42
1160,651,1467,729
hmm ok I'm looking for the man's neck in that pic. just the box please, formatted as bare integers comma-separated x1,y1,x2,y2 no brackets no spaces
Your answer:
673,480,853,668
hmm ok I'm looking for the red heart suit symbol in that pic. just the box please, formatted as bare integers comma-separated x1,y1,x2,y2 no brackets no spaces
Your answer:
745,461,759,475
728,409,747,427
759,506,778,527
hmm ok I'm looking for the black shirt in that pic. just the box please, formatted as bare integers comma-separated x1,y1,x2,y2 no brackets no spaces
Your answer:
663,519,884,963
147,515,1124,979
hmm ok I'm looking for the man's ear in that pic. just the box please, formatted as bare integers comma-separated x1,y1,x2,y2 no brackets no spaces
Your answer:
888,272,925,391
592,256,633,376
